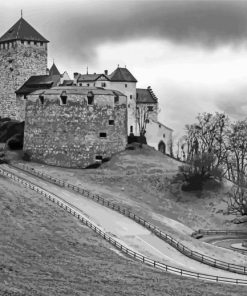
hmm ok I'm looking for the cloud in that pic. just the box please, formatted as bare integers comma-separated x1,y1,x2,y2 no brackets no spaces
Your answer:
48,0,247,60
216,87,247,120
1,0,246,62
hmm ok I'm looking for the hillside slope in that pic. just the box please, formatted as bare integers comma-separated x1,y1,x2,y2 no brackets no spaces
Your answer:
1,175,247,296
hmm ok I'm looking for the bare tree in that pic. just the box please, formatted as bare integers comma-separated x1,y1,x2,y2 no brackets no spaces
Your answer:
136,105,150,137
227,183,247,216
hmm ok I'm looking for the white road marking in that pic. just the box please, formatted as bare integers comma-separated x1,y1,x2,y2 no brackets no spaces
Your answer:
136,235,186,267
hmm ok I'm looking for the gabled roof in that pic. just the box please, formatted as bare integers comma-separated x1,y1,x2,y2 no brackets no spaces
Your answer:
153,120,173,132
77,73,109,82
49,63,60,76
16,75,60,95
60,80,75,86
30,86,126,97
136,87,158,104
0,17,49,44
109,67,137,83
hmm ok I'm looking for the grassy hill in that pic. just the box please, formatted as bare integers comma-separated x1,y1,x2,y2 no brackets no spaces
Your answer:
1,174,247,296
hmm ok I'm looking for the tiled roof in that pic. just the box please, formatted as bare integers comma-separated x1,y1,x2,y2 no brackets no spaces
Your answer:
0,17,49,44
77,73,109,82
16,75,60,95
153,120,173,131
30,86,126,97
49,63,60,76
60,80,75,86
136,87,158,104
109,67,137,82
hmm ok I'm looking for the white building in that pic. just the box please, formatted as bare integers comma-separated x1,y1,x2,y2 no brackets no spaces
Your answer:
74,66,173,155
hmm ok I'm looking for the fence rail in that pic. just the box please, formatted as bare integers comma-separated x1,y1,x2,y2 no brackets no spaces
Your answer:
193,229,247,237
7,163,247,276
1,166,247,285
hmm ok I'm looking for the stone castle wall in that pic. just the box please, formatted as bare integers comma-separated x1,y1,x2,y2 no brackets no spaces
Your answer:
0,41,47,119
23,91,127,168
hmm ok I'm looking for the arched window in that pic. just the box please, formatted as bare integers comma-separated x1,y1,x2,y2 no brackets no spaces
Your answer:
39,94,44,105
158,141,166,154
60,91,67,105
87,91,94,105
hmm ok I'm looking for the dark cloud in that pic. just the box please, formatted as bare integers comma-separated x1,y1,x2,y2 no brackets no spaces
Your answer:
216,87,247,120
42,0,247,61
1,1,247,62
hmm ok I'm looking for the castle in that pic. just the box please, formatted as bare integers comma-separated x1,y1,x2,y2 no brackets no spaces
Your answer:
0,17,173,168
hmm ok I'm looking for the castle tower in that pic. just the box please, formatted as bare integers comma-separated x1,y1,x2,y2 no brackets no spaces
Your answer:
0,17,49,119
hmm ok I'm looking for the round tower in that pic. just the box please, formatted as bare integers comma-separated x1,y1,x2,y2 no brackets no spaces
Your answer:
0,17,49,119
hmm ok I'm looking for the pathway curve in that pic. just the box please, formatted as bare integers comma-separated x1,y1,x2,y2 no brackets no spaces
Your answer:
3,164,247,281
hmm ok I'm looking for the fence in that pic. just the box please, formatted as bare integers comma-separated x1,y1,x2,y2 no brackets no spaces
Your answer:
1,166,247,285
193,229,247,237
7,163,247,276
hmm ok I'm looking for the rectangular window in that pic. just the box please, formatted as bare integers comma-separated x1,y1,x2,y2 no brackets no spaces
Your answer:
99,132,107,138
114,96,119,104
125,84,127,88
109,120,114,125
130,95,133,99
95,155,103,160
148,106,153,111
101,82,106,87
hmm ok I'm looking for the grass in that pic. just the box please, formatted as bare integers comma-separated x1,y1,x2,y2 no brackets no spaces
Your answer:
1,175,247,296
21,144,247,265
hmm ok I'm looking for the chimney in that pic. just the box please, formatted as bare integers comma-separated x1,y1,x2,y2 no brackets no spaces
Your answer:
104,70,108,75
74,72,79,79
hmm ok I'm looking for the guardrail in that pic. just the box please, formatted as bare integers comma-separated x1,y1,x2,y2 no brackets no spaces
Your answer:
193,229,247,237
1,166,247,285
8,163,247,275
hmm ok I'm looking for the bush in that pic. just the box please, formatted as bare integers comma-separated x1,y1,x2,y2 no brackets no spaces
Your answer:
179,152,223,191
7,133,24,150
22,152,31,162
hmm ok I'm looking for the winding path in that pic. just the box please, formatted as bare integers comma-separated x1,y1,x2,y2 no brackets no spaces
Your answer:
2,164,247,283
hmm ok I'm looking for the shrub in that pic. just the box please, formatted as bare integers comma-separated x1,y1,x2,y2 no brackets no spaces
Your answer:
179,152,223,191
7,133,24,150
22,152,31,162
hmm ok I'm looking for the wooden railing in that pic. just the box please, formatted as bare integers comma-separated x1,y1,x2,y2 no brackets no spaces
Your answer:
7,163,247,276
1,166,247,285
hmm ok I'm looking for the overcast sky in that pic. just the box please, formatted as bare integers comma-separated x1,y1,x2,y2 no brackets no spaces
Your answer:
1,0,247,137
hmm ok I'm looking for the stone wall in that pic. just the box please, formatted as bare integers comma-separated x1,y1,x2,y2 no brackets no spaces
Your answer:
0,41,47,119
23,90,127,168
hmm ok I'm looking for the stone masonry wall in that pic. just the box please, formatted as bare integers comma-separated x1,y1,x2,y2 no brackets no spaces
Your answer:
0,41,47,119
23,92,127,168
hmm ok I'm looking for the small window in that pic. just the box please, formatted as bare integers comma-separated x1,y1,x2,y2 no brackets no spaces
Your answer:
39,95,44,105
101,82,106,87
159,124,161,128
87,83,90,86
95,155,103,161
125,84,127,88
130,126,133,133
114,95,119,104
79,83,82,86
60,91,67,105
128,104,130,108
34,41,37,45
40,42,43,46
130,95,132,99
28,41,31,45
148,106,153,111
109,120,114,125
163,133,166,138
99,132,107,138
87,92,94,105
21,40,24,44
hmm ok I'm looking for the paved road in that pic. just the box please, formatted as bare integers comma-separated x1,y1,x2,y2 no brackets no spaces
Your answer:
4,164,247,280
